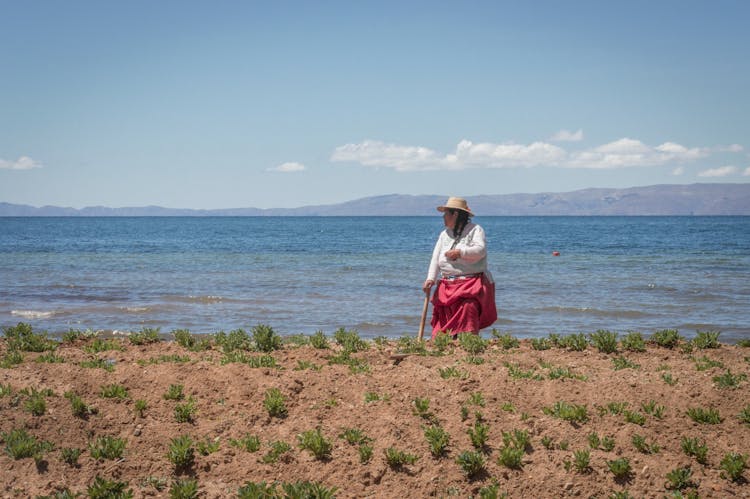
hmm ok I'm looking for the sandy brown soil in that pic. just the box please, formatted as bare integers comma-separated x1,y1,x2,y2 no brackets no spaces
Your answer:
1,331,749,498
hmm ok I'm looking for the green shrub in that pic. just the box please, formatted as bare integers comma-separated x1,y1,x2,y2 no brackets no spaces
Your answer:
167,435,195,470
297,428,332,460
2,428,54,461
214,328,251,353
641,400,665,419
632,434,660,454
252,324,282,352
230,434,261,453
84,338,124,353
665,466,694,490
651,329,682,348
174,398,197,423
358,443,373,463
61,447,82,466
543,401,589,424
686,407,722,424
620,331,646,352
693,355,724,371
590,330,618,353
65,391,98,418
607,457,632,479
467,421,490,450
79,358,115,371
502,429,530,452
612,356,640,370
339,428,371,446
24,391,46,416
573,449,591,473
497,445,524,469
0,350,24,368
89,436,126,460
237,482,277,498
310,330,329,349
737,339,750,347
128,327,161,345
681,437,708,464
164,384,185,401
458,333,488,355
693,330,720,349
260,440,292,464
623,410,646,426
169,478,199,499
281,481,338,499
397,335,428,355
100,383,129,399
3,322,57,352
36,351,65,363
661,372,678,386
333,327,369,352
530,337,551,350
263,388,288,418
560,333,589,351
713,370,747,389
456,450,485,477
412,397,434,420
134,399,148,418
720,453,747,482
438,366,468,379
196,437,220,456
739,404,750,426
424,425,450,456
86,476,133,499
492,330,520,349
384,447,419,468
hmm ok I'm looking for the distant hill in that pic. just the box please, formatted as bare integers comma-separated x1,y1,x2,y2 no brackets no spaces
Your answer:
1,183,748,216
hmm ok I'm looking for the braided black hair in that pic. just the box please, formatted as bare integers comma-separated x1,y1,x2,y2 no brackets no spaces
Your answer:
449,209,471,250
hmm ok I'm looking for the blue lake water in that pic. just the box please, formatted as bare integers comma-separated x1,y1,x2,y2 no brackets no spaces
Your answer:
1,216,748,342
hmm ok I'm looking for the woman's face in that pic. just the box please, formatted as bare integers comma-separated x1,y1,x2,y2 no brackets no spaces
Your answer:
443,209,457,229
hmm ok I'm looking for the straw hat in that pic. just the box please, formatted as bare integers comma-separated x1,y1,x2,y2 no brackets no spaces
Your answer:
437,197,474,216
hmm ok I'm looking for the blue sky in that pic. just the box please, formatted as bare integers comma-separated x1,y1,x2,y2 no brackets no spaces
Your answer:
1,1,748,209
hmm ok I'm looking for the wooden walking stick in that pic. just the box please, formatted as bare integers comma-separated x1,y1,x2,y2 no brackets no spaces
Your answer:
417,289,430,341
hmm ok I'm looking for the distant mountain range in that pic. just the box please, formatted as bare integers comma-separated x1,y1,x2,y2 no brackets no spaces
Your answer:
1,183,748,216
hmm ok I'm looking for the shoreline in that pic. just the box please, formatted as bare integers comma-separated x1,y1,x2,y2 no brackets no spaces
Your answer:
1,324,749,497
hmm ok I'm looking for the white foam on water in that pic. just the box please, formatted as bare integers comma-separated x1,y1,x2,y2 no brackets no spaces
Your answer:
11,310,56,319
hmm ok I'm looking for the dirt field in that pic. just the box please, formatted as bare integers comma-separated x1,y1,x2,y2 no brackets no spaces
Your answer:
1,327,749,498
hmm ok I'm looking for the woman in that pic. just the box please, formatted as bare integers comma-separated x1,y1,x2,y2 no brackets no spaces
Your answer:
422,197,497,339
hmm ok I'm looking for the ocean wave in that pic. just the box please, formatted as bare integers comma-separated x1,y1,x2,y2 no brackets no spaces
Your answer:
537,306,650,319
11,310,57,319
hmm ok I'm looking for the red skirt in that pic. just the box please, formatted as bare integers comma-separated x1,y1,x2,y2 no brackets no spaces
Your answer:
430,274,497,339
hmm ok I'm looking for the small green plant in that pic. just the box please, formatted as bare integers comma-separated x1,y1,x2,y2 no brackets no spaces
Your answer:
560,333,589,351
468,421,490,450
607,457,632,479
263,388,288,418
100,383,129,399
497,444,524,469
2,428,54,462
65,391,98,418
252,324,282,352
492,330,520,349
164,384,186,401
468,391,486,407
230,434,261,453
167,435,195,470
641,400,666,419
333,327,368,352
505,362,544,381
79,358,115,371
260,440,292,464
397,335,428,355
364,391,388,403
89,435,126,460
431,332,454,352
237,482,278,498
134,399,148,418
572,449,591,473
174,397,197,423
540,436,554,449
632,434,660,454
358,443,373,463
36,351,65,363
169,478,199,499
298,428,332,460
196,437,221,456
0,383,13,397
3,322,57,352
214,328,251,353
590,329,618,353
502,429,530,452
456,449,485,477
424,425,450,457
385,447,419,468
587,432,601,449
693,330,720,349
339,428,371,445
665,466,694,490
0,349,24,368
662,372,678,386
612,356,640,370
739,404,750,426
86,475,133,498
84,338,124,353
719,452,747,482
681,437,708,464
623,410,646,426
294,360,321,371
651,329,682,348
438,366,468,379
620,331,646,352
458,332,488,355
530,337,551,350
412,397,435,420
713,369,747,389
693,355,724,371
543,401,589,424
309,330,329,349
24,391,47,416
129,327,161,345
687,407,722,424
61,447,82,466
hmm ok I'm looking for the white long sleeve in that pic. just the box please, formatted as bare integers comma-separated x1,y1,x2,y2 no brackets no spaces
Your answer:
426,222,490,281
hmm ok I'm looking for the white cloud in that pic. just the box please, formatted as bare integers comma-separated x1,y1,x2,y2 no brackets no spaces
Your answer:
714,144,744,153
698,165,738,177
672,166,685,176
742,167,750,176
267,162,306,173
550,129,584,142
0,156,43,170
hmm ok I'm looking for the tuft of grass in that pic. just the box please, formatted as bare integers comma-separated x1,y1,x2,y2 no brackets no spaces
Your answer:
457,333,488,355
167,435,195,470
3,322,57,352
739,404,750,426
543,401,589,424
571,449,591,473
560,333,589,351
294,360,321,371
431,332,454,353
681,437,708,464
439,366,469,379
424,425,450,457
713,370,747,389
497,444,524,469
2,428,54,462
620,331,646,352
665,466,694,490
89,436,126,460
364,391,389,403
309,330,329,349
385,447,419,469
163,384,185,401
333,327,369,352
169,478,199,499
220,351,278,368
693,330,720,349
502,429,530,452
36,351,65,363
467,421,490,450
196,437,221,456
173,329,212,351
623,410,646,426
0,350,24,368
358,443,373,463
83,338,124,353
693,355,724,371
230,434,262,453
606,457,632,479
590,329,619,353
651,329,682,348
687,407,722,424
412,397,435,421
65,391,98,418
134,399,148,418
24,391,47,416
504,362,544,381
86,476,133,499
662,372,678,386
128,327,161,345
397,335,428,355
339,428,371,446
174,398,197,423
297,428,332,460
456,449,485,477
100,383,129,400
530,337,551,350
492,330,520,349
632,434,660,454
263,388,288,418
720,452,747,482
61,447,82,467
641,400,666,419
252,324,282,352
260,440,292,464
214,328,251,353
612,356,640,370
